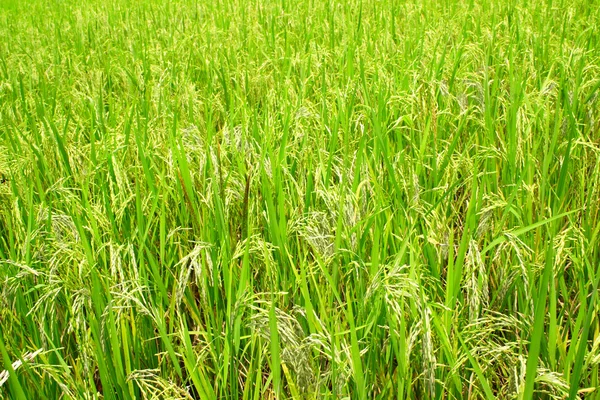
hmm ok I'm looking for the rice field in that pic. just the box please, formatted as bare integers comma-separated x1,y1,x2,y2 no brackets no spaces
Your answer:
1,0,600,398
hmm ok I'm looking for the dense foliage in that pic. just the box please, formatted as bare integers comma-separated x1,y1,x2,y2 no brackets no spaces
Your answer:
1,0,599,398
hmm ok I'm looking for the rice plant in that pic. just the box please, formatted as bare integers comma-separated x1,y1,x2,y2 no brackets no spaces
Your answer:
1,0,599,398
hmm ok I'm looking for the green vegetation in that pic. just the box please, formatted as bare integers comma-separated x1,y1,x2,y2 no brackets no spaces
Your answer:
1,0,599,398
